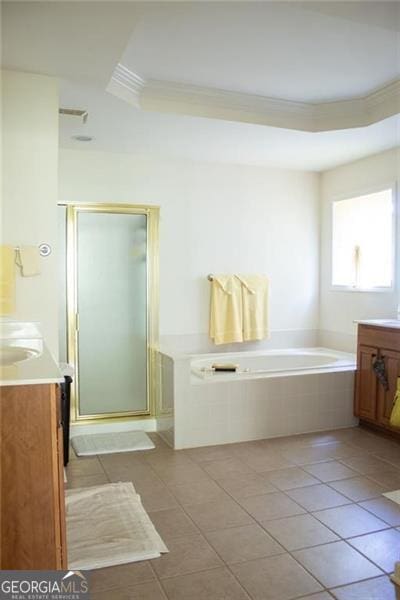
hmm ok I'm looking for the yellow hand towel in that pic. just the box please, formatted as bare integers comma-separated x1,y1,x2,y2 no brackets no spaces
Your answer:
236,274,269,342
209,275,243,345
390,377,400,428
0,245,16,315
15,245,41,277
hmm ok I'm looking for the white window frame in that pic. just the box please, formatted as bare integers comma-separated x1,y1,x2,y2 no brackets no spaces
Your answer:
330,182,397,293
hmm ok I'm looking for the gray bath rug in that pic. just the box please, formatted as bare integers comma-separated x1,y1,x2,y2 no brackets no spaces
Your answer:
71,430,155,456
66,482,168,570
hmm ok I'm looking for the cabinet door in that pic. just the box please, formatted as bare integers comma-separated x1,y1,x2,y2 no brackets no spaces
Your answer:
355,345,378,421
377,349,400,428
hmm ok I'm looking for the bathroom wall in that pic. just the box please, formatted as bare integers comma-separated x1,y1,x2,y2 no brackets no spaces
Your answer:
1,70,59,356
319,147,400,352
59,149,320,353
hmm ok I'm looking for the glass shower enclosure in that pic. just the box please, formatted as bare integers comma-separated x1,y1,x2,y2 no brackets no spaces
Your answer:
65,204,159,422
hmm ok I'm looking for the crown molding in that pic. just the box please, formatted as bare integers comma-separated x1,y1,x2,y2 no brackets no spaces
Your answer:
106,63,146,108
107,64,400,132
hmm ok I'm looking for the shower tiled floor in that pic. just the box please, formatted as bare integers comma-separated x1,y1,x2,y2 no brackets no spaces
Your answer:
66,426,400,600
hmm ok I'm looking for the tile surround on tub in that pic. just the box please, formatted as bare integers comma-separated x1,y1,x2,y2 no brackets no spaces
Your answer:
160,329,319,355
159,347,358,449
318,329,357,354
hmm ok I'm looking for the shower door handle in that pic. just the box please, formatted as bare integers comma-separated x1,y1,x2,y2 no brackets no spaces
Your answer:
75,313,80,332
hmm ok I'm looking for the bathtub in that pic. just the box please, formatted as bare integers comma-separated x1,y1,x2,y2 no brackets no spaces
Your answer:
157,347,358,449
191,347,355,381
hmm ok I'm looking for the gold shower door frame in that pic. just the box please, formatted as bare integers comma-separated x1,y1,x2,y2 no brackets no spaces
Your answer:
66,203,160,423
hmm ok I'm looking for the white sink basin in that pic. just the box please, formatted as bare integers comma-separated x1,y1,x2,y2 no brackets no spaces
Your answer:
0,346,41,366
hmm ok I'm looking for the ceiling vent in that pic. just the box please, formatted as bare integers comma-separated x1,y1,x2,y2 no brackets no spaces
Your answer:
59,108,88,124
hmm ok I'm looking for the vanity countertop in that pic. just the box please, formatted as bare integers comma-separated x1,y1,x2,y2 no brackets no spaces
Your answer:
355,319,400,329
0,343,63,387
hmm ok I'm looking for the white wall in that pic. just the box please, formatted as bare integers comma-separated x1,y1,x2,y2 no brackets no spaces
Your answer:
59,149,320,353
319,148,400,352
1,70,59,356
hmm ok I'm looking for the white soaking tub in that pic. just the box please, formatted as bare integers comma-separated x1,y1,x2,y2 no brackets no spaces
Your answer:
191,347,355,380
157,347,358,449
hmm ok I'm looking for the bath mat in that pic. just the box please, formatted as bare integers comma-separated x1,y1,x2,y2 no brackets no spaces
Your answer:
71,430,155,456
66,482,168,570
383,490,400,505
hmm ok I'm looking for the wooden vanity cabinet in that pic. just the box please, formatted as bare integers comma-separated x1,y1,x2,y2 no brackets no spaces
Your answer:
355,324,400,438
0,383,67,569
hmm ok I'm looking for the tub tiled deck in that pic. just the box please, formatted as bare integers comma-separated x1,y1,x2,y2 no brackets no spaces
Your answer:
66,426,400,600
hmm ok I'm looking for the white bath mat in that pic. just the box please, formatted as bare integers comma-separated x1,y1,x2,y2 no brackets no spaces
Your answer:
66,482,168,570
383,490,400,505
71,430,155,456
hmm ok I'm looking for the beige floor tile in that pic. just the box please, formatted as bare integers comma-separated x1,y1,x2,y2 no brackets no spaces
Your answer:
184,497,254,532
151,534,223,579
331,575,399,600
205,523,284,564
147,507,199,541
360,497,400,526
313,504,389,538
184,444,236,463
90,561,156,593
261,513,339,551
346,433,398,454
340,455,396,475
202,457,253,479
66,456,105,477
320,443,366,460
91,581,168,600
215,471,277,500
303,461,358,482
260,467,321,490
138,487,180,512
238,491,306,521
99,452,148,470
238,450,294,472
296,594,333,600
367,469,400,490
328,476,386,502
293,541,382,588
286,484,351,512
154,462,210,486
169,478,229,506
348,529,400,573
160,567,249,600
105,464,162,487
291,431,350,446
231,553,323,600
374,446,400,467
281,445,344,466
66,472,109,489
144,452,194,468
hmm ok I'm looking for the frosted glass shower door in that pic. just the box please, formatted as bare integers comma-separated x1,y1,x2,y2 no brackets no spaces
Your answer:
76,211,148,416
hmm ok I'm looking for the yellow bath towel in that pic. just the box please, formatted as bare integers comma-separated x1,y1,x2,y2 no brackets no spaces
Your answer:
15,245,41,276
0,245,16,315
209,275,243,345
236,274,269,342
390,377,400,428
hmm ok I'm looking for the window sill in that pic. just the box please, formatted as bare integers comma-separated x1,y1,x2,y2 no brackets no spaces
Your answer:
330,285,395,294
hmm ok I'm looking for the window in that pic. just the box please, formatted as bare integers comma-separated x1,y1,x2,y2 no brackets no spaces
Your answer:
332,187,394,290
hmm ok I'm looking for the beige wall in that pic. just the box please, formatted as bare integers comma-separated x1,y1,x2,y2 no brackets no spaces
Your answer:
319,147,400,352
1,70,59,356
59,149,320,353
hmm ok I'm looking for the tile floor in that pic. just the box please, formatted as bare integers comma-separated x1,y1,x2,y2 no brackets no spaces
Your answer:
66,426,400,600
